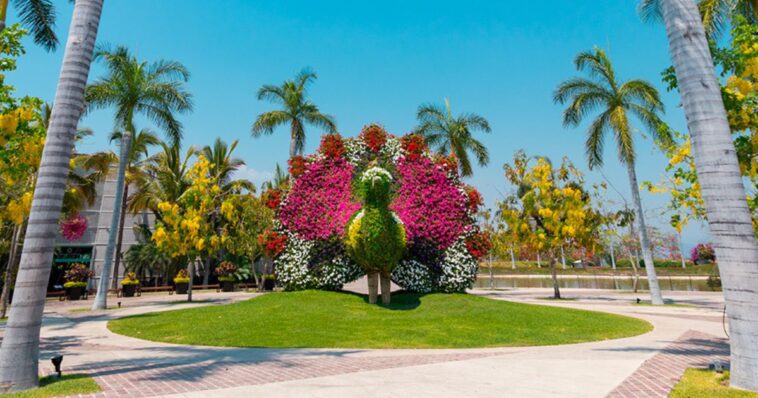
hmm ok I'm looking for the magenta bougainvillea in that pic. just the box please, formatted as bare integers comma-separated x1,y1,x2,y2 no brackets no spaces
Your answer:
60,214,87,241
391,156,469,248
278,158,360,240
272,125,483,292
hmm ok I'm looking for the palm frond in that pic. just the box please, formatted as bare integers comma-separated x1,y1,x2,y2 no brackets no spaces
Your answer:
251,110,290,136
12,0,58,51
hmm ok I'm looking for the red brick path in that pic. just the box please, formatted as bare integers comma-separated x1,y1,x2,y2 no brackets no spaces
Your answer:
607,330,729,398
65,352,495,398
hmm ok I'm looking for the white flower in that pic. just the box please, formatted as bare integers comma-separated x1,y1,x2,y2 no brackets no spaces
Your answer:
360,167,393,184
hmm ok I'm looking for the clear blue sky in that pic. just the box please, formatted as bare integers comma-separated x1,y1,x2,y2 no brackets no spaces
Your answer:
8,0,710,247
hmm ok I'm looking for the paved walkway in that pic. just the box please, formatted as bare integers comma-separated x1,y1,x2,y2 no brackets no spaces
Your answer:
0,287,731,397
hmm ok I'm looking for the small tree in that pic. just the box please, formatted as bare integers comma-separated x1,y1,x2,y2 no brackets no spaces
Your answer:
221,193,273,290
499,156,594,299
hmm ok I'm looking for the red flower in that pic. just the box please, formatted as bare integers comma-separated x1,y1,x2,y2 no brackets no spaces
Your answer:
258,230,288,257
319,133,346,159
60,214,87,241
435,154,458,175
465,232,492,259
465,186,483,212
400,133,427,160
288,156,306,178
262,189,282,209
359,124,388,153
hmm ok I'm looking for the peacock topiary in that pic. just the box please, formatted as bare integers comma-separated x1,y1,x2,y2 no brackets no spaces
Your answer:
345,167,406,304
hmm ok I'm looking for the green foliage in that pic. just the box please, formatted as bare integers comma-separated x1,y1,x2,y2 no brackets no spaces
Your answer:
63,281,87,289
108,290,652,349
119,272,140,286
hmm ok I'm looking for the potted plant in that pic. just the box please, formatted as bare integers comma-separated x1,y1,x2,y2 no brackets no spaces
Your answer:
263,274,276,291
120,272,140,297
63,263,93,301
173,269,190,294
216,261,239,292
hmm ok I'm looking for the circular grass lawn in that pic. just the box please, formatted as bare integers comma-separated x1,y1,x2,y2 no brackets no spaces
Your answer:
108,290,652,349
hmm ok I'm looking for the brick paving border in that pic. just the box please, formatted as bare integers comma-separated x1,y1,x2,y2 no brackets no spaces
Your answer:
607,330,729,398
64,351,495,398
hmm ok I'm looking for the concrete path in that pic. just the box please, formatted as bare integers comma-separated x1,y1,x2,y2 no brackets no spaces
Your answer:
0,287,730,397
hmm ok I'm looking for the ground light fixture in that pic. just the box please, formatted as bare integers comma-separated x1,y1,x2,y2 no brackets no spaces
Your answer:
51,355,63,377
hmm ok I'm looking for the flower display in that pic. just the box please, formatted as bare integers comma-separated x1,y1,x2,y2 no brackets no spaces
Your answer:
272,126,483,292
261,189,282,210
690,243,716,264
63,263,94,288
60,213,88,241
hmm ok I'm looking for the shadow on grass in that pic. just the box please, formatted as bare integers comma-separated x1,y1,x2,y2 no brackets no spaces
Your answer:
337,290,422,310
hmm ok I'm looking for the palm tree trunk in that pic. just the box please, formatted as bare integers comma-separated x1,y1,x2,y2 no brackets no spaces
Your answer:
0,0,8,31
659,0,758,389
625,162,664,305
111,184,129,289
0,1,104,392
202,256,210,285
186,259,194,302
289,119,300,158
93,130,132,310
0,225,23,318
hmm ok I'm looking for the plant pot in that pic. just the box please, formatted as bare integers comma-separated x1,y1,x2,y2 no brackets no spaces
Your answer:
66,286,85,301
175,283,189,294
263,279,276,291
220,280,236,292
122,284,137,297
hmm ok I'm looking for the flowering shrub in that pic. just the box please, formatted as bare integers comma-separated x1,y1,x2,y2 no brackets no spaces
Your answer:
60,214,87,241
120,272,140,286
465,232,492,259
359,124,388,153
273,126,482,293
64,263,93,288
261,189,282,210
258,229,288,257
690,243,716,264
288,155,306,178
173,269,190,284
319,133,346,159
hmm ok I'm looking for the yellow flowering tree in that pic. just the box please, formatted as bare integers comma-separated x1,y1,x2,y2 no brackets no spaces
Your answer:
499,154,595,299
152,155,227,301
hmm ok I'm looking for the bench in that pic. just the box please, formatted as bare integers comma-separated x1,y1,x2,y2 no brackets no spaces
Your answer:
138,286,175,295
46,290,67,301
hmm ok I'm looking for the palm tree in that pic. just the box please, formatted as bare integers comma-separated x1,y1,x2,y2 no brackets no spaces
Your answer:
85,46,193,310
0,1,104,391
0,0,58,51
553,48,669,305
640,0,756,38
261,163,290,191
108,129,161,289
641,0,758,390
415,98,491,177
251,69,336,158
128,142,195,219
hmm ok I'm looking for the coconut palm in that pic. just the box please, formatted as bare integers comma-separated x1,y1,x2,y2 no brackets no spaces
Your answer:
201,138,254,193
0,0,58,51
251,69,336,158
0,2,104,391
85,45,193,310
128,142,195,218
108,129,161,289
553,48,669,305
640,0,758,390
415,98,491,177
640,0,756,38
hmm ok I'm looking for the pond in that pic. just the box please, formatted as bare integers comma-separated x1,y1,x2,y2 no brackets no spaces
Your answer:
474,274,720,292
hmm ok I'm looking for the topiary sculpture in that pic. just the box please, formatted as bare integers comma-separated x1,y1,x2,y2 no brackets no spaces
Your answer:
346,167,406,304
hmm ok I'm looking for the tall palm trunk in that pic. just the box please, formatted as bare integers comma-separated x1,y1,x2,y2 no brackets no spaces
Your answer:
0,225,23,318
626,162,664,304
111,184,129,289
0,1,104,392
659,0,758,390
93,130,132,309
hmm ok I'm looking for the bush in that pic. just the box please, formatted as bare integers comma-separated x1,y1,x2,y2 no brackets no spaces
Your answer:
120,272,140,286
63,281,87,289
690,243,715,264
173,269,190,284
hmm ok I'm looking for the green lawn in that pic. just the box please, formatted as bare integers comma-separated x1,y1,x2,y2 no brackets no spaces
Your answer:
670,369,758,397
0,374,100,398
108,290,652,349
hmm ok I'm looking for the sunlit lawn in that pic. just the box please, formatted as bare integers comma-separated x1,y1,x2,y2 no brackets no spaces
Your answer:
0,374,100,398
670,369,758,397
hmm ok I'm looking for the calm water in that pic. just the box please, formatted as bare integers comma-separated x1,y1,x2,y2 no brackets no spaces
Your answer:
474,274,719,292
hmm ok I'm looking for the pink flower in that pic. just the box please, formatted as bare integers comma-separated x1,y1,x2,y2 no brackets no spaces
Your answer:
60,214,88,241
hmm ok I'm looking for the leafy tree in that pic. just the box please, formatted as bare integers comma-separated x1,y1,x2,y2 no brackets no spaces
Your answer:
553,47,669,305
221,193,273,289
252,69,336,158
415,98,491,177
85,45,193,309
499,156,595,299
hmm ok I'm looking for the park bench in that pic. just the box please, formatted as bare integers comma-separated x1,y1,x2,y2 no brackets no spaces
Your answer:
138,286,175,296
46,290,67,301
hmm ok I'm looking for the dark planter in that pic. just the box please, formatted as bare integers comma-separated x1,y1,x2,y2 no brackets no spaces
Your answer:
175,283,189,294
220,280,236,292
66,286,85,301
263,279,276,291
122,284,137,297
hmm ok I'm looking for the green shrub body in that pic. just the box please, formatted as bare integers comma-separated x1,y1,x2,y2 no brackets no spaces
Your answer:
346,167,406,274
